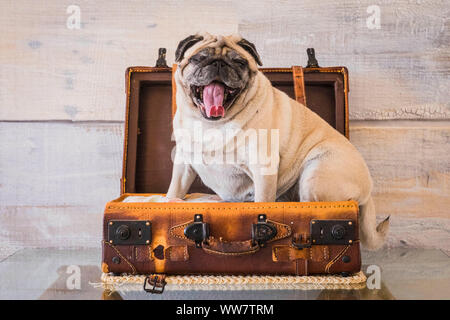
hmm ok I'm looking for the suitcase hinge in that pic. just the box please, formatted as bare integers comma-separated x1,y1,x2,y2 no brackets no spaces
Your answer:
155,48,168,67
306,48,320,68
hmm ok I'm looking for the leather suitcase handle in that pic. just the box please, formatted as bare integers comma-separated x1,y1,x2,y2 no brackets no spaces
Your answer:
202,238,260,256
171,214,292,256
203,215,278,255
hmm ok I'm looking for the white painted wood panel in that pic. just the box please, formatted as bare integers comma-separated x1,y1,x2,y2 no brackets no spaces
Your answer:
238,0,450,120
0,206,103,248
1,0,448,121
0,1,448,250
0,122,121,248
0,0,238,121
0,122,448,249
350,123,450,219
2,121,447,213
0,122,123,207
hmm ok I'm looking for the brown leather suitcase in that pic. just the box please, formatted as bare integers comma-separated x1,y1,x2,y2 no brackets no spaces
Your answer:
102,49,360,285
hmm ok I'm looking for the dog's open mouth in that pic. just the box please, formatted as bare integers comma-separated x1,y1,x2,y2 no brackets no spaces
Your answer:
191,82,240,120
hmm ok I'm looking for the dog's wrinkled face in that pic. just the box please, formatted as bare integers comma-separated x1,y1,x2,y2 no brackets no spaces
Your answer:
185,47,249,119
175,34,262,120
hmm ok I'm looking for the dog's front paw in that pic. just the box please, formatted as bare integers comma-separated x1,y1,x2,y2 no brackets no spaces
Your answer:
163,197,185,203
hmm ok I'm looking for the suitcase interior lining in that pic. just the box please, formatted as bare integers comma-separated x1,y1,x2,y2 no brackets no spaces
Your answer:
124,68,347,195
121,193,223,203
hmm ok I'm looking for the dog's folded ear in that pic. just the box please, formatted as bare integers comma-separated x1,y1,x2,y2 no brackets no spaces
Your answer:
237,38,262,66
175,35,204,62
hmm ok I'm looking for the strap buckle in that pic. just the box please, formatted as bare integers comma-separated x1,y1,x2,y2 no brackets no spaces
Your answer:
143,275,166,294
292,234,312,250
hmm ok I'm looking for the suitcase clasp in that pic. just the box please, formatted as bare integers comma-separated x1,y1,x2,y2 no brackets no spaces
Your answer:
292,220,356,249
107,220,152,245
184,214,210,248
252,214,277,247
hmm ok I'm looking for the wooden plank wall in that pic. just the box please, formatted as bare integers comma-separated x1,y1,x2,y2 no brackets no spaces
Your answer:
0,0,448,250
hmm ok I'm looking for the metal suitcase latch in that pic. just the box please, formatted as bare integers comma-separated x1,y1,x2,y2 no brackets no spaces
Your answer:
252,214,277,247
292,220,355,250
310,219,355,245
184,214,210,248
107,220,151,245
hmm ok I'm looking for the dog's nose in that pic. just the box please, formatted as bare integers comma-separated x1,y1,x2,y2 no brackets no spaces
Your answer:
211,60,226,69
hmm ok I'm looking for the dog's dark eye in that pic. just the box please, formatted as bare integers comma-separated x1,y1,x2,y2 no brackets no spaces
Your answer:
189,54,207,64
233,59,247,67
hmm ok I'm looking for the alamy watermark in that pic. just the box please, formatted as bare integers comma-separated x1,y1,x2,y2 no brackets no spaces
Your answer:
66,265,81,290
366,264,382,289
66,5,81,30
366,5,381,29
172,121,280,175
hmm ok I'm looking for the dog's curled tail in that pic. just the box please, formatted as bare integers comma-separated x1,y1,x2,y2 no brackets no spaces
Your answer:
359,197,390,250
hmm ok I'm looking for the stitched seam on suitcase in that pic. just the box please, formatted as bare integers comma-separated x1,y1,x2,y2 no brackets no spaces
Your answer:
325,246,348,273
273,248,280,261
267,220,292,241
308,246,329,261
104,241,137,274
169,221,193,241
108,204,356,210
202,246,260,256
134,246,154,262
203,238,260,256
324,243,356,273
165,246,189,261
324,246,329,260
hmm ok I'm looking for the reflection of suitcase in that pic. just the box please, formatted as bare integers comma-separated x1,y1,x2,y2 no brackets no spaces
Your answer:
101,49,360,287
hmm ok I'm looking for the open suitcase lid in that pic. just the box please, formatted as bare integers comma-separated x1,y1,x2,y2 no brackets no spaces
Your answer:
121,49,349,195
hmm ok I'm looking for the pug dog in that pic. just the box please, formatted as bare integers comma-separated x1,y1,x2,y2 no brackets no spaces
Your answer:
167,32,389,250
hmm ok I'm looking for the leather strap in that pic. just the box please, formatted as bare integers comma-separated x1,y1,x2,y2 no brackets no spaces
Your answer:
272,245,309,262
171,64,178,119
292,66,307,106
164,245,189,261
272,245,329,262
202,238,260,256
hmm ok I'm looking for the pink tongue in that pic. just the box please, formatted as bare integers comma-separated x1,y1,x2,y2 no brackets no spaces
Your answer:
202,82,225,118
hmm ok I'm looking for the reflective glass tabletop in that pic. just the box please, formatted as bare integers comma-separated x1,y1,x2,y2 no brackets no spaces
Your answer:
0,247,448,300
